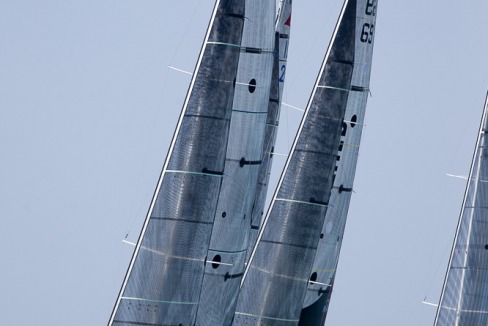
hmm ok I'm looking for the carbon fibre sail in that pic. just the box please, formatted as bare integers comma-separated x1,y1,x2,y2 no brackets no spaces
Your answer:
108,1,246,325
233,0,374,324
246,0,292,266
194,0,276,324
434,93,488,325
299,0,377,324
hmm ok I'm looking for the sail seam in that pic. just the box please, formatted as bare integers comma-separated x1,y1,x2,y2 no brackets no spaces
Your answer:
112,321,165,326
260,239,318,250
275,197,329,208
207,248,247,254
206,41,274,54
150,217,213,225
317,85,368,92
164,170,224,178
234,312,299,322
231,109,268,114
184,114,230,122
120,296,198,305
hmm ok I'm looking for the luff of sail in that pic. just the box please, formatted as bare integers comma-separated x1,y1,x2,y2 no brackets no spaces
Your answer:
434,92,488,325
299,0,377,324
246,0,292,267
194,0,276,324
233,1,357,324
108,1,245,325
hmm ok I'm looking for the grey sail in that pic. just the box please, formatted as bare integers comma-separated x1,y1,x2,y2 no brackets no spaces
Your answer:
194,0,276,324
233,1,358,324
434,92,488,325
108,1,245,325
246,0,293,265
299,0,377,324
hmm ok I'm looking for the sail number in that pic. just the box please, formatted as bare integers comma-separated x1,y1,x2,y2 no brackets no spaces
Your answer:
360,23,374,44
279,40,289,83
360,0,376,44
366,0,377,16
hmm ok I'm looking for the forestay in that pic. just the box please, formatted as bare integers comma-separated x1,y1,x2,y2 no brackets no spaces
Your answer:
299,0,377,324
108,1,245,325
435,93,488,325
195,0,276,324
233,0,360,324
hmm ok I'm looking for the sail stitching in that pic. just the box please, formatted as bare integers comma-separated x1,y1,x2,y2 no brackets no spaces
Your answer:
120,296,198,305
234,312,299,322
317,85,369,92
275,197,329,207
206,41,274,54
231,109,268,114
164,170,224,178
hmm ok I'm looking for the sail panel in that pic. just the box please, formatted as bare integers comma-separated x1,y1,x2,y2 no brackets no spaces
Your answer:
300,0,378,321
109,1,246,325
234,1,356,324
247,0,292,265
435,94,488,325
195,1,276,324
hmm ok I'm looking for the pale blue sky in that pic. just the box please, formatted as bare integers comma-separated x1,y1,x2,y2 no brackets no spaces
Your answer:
2,1,488,325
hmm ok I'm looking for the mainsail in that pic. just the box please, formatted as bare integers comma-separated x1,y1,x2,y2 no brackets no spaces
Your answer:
108,1,246,325
299,0,377,324
246,0,293,265
434,92,488,325
194,1,276,324
233,0,377,324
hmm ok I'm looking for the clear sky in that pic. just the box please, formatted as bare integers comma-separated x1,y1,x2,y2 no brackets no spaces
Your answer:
2,1,488,325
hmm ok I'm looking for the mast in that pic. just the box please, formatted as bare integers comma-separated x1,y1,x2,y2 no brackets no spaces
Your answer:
434,92,488,325
233,0,361,323
299,0,377,324
194,0,276,324
108,1,246,325
246,0,292,266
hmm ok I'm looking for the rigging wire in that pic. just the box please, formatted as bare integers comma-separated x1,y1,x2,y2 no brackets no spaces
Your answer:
421,96,484,308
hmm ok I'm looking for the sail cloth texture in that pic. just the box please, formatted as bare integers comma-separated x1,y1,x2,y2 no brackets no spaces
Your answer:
109,1,245,325
233,1,357,324
195,0,276,324
435,93,488,325
246,0,292,267
299,0,378,324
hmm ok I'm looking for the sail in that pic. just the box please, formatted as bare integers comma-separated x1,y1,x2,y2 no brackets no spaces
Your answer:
434,92,488,325
233,0,359,324
299,0,377,324
246,0,293,265
108,1,246,325
194,0,276,324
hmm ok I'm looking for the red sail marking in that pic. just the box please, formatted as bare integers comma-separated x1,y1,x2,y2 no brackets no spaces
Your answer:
285,14,291,27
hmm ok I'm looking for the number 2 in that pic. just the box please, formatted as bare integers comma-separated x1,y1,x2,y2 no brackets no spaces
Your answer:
279,65,286,82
